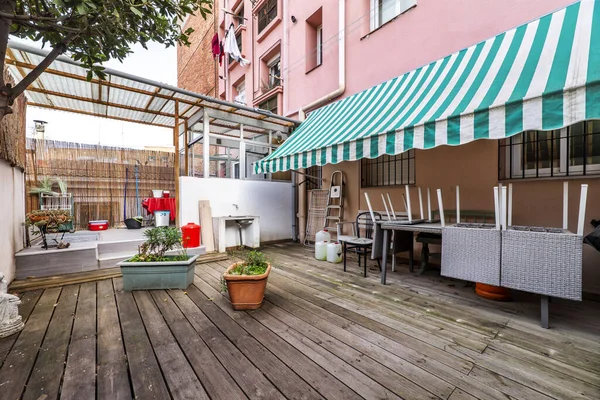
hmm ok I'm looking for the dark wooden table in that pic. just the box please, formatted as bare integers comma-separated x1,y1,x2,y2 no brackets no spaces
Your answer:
379,221,443,285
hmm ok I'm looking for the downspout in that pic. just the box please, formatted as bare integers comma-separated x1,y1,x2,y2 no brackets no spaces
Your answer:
298,0,346,242
282,0,289,115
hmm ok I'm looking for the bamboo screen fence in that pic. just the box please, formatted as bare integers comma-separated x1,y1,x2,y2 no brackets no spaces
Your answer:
26,138,175,230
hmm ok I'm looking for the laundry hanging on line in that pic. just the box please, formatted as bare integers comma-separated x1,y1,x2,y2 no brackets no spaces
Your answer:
223,25,250,66
211,33,220,59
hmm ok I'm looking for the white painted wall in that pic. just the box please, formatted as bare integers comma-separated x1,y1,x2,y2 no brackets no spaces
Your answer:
179,177,293,245
0,160,25,283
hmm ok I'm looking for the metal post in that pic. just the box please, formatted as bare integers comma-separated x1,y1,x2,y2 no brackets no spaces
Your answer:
173,100,180,227
239,124,246,179
184,119,189,176
203,108,210,178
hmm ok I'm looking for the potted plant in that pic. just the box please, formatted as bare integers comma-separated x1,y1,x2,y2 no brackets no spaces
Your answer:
221,250,271,310
118,226,199,291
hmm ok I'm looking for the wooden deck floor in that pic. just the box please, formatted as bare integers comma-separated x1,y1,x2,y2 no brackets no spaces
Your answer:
1,242,599,400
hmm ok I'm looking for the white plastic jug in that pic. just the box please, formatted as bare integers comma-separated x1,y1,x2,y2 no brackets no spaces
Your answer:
315,241,328,260
315,229,331,243
327,242,343,263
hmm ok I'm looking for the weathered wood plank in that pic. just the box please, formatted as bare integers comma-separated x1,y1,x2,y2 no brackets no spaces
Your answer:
191,272,364,400
168,288,285,400
451,344,600,400
61,282,97,400
250,305,401,400
448,388,479,400
113,278,170,400
204,262,514,400
23,285,79,400
0,288,61,400
149,290,248,400
201,264,449,400
133,290,209,400
0,290,42,368
486,340,600,388
467,365,553,400
185,281,325,400
96,279,131,400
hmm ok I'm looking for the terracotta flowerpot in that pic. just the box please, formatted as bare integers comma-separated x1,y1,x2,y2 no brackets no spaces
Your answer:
475,282,511,301
224,262,271,310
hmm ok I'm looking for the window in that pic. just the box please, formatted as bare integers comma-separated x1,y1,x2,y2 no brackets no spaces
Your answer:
258,96,278,114
316,25,323,66
370,0,416,30
306,165,322,190
257,0,277,33
235,5,245,27
229,33,243,64
361,151,415,187
234,82,246,105
499,121,600,179
267,55,281,88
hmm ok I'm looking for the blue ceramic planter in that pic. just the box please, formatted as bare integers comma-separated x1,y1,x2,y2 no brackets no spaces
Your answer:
118,254,200,291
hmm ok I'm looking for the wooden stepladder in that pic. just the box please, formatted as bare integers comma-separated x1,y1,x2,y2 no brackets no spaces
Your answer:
323,170,344,238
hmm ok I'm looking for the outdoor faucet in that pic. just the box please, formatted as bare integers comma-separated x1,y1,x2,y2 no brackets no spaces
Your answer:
233,204,239,210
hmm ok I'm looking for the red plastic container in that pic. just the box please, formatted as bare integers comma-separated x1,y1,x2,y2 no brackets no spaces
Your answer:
89,220,108,231
181,222,201,248
163,191,170,198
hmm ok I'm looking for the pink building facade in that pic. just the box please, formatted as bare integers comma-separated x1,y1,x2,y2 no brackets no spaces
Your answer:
180,0,600,295
212,0,574,118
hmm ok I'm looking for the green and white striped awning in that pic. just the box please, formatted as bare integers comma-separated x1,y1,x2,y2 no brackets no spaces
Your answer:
255,0,600,174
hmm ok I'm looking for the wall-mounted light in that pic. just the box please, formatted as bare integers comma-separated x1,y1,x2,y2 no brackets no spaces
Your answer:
291,16,297,23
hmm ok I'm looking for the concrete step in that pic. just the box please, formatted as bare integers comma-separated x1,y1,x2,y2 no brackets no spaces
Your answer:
96,239,145,259
15,247,98,280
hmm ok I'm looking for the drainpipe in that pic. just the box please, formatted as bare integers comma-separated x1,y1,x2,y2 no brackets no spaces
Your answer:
298,0,346,120
282,0,289,116
297,0,346,242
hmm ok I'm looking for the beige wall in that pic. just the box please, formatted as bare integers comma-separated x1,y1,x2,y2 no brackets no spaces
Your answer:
321,140,600,295
0,160,25,283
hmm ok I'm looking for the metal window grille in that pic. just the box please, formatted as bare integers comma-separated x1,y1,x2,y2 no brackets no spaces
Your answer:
498,121,600,180
306,165,322,190
361,150,415,187
258,96,278,114
257,0,277,33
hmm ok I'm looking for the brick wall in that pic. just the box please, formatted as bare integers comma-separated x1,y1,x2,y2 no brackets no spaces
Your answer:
177,0,220,96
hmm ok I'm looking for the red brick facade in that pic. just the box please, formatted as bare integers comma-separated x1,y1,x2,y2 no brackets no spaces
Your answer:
177,0,220,96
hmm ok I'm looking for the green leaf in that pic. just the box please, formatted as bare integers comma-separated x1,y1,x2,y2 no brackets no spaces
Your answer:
130,6,143,17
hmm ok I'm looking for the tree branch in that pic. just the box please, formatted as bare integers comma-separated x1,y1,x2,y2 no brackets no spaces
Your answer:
0,1,15,89
17,19,85,34
0,10,67,22
11,32,79,99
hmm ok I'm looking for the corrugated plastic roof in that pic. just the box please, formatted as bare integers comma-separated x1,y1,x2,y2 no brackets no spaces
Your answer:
6,41,298,131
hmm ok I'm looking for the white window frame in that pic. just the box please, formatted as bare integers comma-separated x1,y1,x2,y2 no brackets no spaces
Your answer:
316,25,323,66
267,54,281,88
370,0,417,31
234,82,246,105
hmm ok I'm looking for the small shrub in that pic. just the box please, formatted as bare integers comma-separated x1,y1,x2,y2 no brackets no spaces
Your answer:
221,249,270,292
130,226,187,262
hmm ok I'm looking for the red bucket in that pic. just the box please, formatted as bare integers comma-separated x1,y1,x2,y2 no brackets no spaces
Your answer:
181,222,201,248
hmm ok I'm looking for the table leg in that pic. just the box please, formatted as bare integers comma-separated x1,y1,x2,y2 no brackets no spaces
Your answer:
381,229,389,285
418,243,429,275
408,237,414,273
541,295,549,329
343,242,347,272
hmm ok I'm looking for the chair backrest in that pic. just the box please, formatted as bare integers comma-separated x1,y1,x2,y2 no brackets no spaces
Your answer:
356,211,381,239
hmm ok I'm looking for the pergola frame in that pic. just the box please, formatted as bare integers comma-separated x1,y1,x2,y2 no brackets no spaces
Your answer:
6,40,300,225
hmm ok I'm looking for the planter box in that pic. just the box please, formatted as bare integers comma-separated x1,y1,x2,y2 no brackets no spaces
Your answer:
224,262,271,310
118,254,200,291
441,223,501,286
501,226,583,301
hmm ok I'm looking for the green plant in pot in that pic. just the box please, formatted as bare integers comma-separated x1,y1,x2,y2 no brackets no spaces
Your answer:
118,226,199,291
221,249,272,310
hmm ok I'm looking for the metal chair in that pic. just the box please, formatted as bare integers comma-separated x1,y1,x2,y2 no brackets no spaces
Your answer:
338,211,382,277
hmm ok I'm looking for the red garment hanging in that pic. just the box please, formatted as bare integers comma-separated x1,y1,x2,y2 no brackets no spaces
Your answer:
211,33,220,59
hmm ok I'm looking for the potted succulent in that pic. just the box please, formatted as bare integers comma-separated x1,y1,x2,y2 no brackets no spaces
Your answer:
118,226,199,291
221,250,271,310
